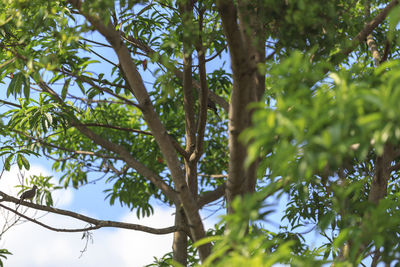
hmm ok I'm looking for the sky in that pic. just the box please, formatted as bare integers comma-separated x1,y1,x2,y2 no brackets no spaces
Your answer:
0,163,219,267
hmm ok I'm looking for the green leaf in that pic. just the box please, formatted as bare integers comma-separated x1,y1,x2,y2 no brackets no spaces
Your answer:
388,6,400,41
16,154,23,169
4,154,12,171
76,80,85,94
19,154,30,170
193,236,223,248
61,78,71,100
23,75,30,99
0,248,12,267
7,72,24,98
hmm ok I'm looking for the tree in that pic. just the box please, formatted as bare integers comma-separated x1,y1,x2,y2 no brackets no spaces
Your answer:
0,0,399,266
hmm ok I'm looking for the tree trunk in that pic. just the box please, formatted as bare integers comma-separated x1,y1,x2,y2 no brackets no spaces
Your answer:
173,207,188,266
369,144,394,204
217,0,265,213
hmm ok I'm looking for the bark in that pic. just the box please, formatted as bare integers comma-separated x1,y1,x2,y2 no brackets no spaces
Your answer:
192,11,209,165
173,207,188,266
371,248,381,267
217,0,265,213
177,1,198,264
368,144,394,204
365,0,382,66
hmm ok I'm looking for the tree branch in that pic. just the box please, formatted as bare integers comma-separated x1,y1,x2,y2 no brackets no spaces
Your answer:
0,99,21,108
369,143,395,204
191,8,208,164
180,1,198,202
67,0,211,259
58,68,140,108
335,0,398,63
74,123,153,136
197,183,226,208
0,193,178,235
217,0,262,212
365,0,382,66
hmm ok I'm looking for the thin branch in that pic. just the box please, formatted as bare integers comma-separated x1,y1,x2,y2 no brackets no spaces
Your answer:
205,45,227,63
58,68,140,108
0,99,21,108
81,37,112,48
74,123,152,135
9,128,119,159
74,123,187,158
85,44,118,67
0,194,178,235
371,247,381,267
136,2,154,17
198,174,227,179
0,57,16,69
66,95,128,105
107,161,129,175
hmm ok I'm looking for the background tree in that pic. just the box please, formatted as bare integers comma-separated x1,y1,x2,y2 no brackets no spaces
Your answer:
0,0,399,266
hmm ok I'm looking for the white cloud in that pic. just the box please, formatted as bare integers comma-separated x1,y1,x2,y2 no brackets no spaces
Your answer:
2,206,176,267
0,164,177,267
114,208,175,266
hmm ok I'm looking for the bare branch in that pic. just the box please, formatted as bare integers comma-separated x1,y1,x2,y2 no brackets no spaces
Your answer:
0,193,177,235
81,37,112,48
197,184,226,208
198,174,227,179
0,99,21,108
74,123,153,136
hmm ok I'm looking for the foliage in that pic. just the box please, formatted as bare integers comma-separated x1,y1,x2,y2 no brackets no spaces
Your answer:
0,249,11,267
0,0,400,266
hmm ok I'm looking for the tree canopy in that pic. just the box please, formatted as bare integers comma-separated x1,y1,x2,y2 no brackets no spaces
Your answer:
0,0,400,266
